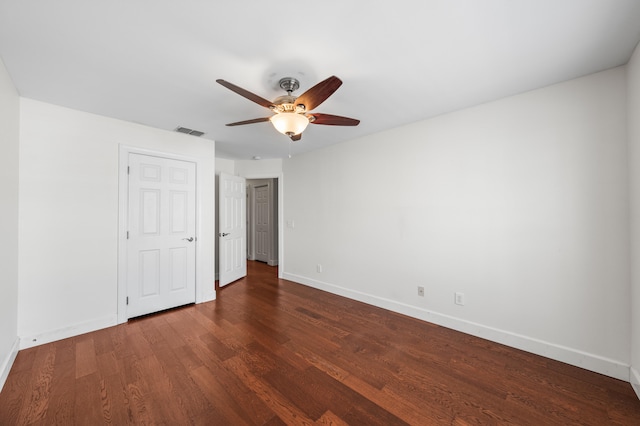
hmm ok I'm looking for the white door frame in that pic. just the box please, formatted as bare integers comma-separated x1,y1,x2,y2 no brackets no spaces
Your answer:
242,173,284,279
247,180,272,263
117,145,205,324
247,183,256,261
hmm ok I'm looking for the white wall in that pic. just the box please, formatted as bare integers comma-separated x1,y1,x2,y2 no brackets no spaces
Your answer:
235,159,283,178
628,41,640,397
0,57,20,390
283,67,630,380
18,99,215,347
215,157,235,176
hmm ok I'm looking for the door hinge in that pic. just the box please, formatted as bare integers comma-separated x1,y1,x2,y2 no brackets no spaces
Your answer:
126,296,129,305
126,231,129,239
127,166,130,175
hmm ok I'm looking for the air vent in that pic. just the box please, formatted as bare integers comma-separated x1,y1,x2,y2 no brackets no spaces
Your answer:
175,126,205,137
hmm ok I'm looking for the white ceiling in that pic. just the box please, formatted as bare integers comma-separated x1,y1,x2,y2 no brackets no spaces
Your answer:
1,1,639,160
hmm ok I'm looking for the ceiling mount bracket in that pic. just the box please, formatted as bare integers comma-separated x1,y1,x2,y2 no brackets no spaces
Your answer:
278,77,300,94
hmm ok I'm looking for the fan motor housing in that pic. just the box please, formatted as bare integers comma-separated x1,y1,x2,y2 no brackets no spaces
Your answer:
272,95,298,113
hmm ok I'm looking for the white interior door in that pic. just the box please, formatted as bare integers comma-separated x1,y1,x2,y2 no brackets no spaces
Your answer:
127,153,196,318
219,172,246,286
254,184,270,262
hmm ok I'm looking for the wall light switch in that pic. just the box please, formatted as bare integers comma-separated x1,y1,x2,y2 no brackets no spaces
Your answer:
455,292,465,306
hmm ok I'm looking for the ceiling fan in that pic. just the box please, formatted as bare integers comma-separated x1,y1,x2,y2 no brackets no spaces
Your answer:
216,75,360,141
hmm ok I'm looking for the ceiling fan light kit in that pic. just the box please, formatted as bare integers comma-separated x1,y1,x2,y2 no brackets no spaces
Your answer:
270,112,309,136
216,75,360,142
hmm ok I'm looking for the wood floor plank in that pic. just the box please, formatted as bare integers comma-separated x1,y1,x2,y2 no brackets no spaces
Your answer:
100,372,134,425
315,410,350,426
109,325,137,360
120,352,171,426
262,364,327,420
152,347,214,419
224,355,316,425
195,357,275,425
75,338,98,379
342,372,437,425
189,364,255,425
153,317,188,350
43,359,76,425
0,369,30,425
301,365,409,426
16,345,56,424
73,372,105,425
2,260,640,425
136,354,192,424
91,327,115,357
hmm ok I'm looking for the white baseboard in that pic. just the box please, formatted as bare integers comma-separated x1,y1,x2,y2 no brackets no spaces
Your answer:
19,315,117,350
0,337,20,392
283,272,630,382
631,367,640,400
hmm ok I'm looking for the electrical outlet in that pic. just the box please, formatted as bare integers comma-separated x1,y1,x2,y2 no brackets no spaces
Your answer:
455,292,465,306
418,286,425,297
317,264,323,273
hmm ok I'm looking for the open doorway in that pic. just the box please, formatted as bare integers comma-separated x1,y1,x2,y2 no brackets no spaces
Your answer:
215,171,283,293
247,178,279,266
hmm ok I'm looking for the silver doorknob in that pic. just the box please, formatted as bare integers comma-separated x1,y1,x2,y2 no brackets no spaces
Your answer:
182,237,194,242
219,232,230,237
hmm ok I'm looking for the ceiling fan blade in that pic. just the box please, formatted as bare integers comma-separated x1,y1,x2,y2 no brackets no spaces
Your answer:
290,133,302,142
216,79,274,109
309,113,360,126
294,76,342,111
225,117,272,126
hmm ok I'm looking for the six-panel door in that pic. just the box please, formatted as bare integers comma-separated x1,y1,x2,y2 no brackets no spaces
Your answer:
127,153,196,318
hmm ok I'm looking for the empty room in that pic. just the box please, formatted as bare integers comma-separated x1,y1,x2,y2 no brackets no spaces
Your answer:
2,1,640,424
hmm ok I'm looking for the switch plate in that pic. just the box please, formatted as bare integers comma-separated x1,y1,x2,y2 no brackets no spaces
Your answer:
418,286,425,297
317,264,323,273
455,292,465,306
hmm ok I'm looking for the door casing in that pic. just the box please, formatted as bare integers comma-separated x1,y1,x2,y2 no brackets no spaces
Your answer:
247,180,278,265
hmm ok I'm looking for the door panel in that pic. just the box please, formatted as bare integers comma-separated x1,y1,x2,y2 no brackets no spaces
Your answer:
219,173,246,286
140,249,161,297
170,191,188,233
169,247,188,291
127,153,196,318
255,184,269,262
142,190,160,234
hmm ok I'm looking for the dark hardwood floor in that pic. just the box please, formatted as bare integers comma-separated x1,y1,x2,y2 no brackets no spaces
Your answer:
1,261,639,425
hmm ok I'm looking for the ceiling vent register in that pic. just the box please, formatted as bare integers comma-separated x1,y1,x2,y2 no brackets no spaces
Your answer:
175,126,205,137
